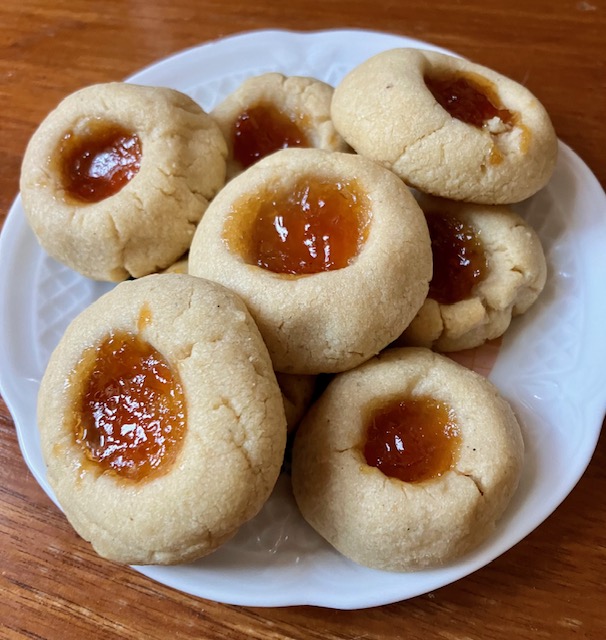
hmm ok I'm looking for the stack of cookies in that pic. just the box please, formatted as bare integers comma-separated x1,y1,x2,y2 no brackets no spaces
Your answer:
20,47,556,571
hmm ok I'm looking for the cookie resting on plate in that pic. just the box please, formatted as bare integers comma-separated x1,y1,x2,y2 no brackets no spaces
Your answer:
20,82,227,281
37,273,286,565
291,347,524,571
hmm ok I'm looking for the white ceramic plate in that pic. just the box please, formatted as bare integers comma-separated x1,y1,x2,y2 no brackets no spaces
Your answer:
1,29,605,610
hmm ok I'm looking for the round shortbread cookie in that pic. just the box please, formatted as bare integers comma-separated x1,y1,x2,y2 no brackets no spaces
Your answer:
394,195,547,352
37,273,286,565
211,73,348,179
188,147,432,375
331,48,558,204
291,347,524,571
20,83,227,281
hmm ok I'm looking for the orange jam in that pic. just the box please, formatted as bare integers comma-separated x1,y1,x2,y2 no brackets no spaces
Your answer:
60,120,142,203
224,176,371,275
424,72,514,129
363,397,460,483
73,331,186,481
232,103,310,169
426,211,487,305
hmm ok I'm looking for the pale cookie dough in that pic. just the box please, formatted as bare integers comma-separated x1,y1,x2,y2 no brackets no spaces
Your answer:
37,273,286,565
275,372,317,433
188,147,432,375
331,48,558,204
291,347,524,571
20,83,227,281
211,73,349,179
395,195,547,352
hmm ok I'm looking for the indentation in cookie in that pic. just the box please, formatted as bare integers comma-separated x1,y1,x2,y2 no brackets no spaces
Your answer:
59,118,142,203
232,102,310,170
362,396,461,483
71,330,186,482
222,175,371,275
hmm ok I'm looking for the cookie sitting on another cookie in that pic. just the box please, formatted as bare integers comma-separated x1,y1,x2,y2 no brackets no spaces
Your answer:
188,147,432,375
331,48,558,204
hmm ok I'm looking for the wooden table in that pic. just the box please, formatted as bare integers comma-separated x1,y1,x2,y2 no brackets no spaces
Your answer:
1,1,605,638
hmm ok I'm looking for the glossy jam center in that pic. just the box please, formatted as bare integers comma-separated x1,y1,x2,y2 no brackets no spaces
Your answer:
227,177,370,275
363,397,460,483
426,211,487,305
425,73,513,129
61,121,142,203
74,331,186,481
232,103,310,170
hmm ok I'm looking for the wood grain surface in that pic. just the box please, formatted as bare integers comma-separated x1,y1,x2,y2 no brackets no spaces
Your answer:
1,1,605,638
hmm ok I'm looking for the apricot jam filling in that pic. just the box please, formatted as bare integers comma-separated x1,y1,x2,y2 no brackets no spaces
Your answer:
363,396,461,483
232,103,310,170
224,176,371,275
426,211,487,305
60,119,142,203
73,331,186,481
424,72,514,130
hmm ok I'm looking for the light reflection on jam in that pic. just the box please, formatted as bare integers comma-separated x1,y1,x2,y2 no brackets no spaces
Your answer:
61,121,141,203
225,176,370,275
232,103,309,170
363,397,460,483
426,211,487,305
74,331,185,481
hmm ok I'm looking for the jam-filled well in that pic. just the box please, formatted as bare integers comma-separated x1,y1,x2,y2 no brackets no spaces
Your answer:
60,119,142,203
424,72,514,129
232,103,310,170
363,396,460,483
73,331,186,481
224,176,371,275
426,211,487,305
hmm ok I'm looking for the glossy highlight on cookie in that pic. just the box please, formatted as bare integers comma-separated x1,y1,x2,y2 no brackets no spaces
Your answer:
73,330,186,481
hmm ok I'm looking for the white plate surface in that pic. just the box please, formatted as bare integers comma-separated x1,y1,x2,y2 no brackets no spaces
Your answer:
1,29,606,610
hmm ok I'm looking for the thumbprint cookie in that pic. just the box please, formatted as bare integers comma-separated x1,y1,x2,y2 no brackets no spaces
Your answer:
395,195,547,352
331,48,558,204
211,73,349,179
37,273,286,565
20,83,227,281
188,148,432,375
291,347,524,571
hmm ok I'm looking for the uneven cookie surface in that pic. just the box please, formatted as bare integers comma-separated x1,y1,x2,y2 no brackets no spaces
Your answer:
291,347,524,571
211,73,348,178
20,82,227,281
395,194,547,352
331,48,558,204
188,147,432,374
37,273,286,565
